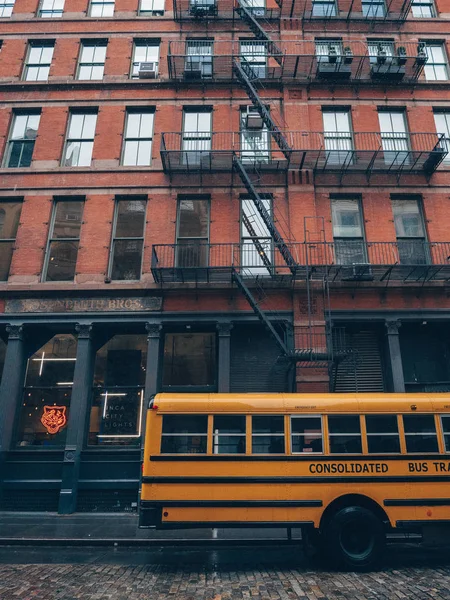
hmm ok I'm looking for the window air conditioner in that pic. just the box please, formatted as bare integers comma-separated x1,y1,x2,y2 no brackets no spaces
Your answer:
245,107,264,130
184,59,203,79
416,43,428,66
376,45,388,65
138,62,158,79
328,45,339,64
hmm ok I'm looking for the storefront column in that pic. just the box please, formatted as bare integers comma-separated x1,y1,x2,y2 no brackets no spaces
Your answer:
59,323,94,515
0,324,27,459
217,322,233,393
141,323,162,455
385,320,405,393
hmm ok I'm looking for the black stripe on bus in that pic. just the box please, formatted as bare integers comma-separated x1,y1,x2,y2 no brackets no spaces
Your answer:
158,521,315,530
140,500,322,508
384,498,450,507
149,455,450,462
142,475,450,485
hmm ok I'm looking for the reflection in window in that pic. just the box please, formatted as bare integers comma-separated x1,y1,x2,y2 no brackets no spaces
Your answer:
176,198,209,268
328,415,362,453
433,111,450,165
161,414,207,453
252,415,285,453
213,415,246,454
109,198,146,280
63,110,98,167
403,414,439,453
5,111,41,168
365,415,400,453
89,334,147,446
391,198,427,265
44,200,84,282
362,0,386,17
291,416,323,453
331,198,366,266
16,334,77,447
0,202,22,281
162,333,216,388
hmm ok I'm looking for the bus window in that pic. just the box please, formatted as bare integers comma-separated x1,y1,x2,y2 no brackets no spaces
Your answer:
252,416,285,454
160,414,208,454
291,416,323,454
328,415,362,454
442,416,450,452
403,414,439,453
213,415,246,454
365,415,400,454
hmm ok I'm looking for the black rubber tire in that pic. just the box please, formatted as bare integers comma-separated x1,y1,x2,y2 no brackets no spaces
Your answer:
321,506,385,570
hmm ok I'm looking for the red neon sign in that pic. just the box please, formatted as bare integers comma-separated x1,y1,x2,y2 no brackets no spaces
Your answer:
41,406,67,435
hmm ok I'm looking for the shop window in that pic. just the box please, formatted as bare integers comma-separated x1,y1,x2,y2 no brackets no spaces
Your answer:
16,334,77,447
162,332,216,389
0,201,22,281
43,199,84,282
4,111,41,168
252,415,285,454
109,197,146,280
89,334,147,446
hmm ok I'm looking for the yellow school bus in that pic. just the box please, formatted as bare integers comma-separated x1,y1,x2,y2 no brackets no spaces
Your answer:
139,393,450,568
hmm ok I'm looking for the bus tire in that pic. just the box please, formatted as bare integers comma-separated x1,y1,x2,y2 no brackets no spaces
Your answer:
322,506,385,570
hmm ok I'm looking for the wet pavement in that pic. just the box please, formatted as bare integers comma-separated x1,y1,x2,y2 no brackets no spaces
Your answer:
0,543,449,599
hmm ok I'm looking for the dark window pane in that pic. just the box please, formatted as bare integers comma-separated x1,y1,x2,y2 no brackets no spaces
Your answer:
252,415,284,434
52,202,83,239
162,333,216,387
291,416,322,433
25,334,77,387
178,200,209,238
176,241,208,268
0,203,22,239
329,435,362,454
213,415,245,434
45,240,79,281
445,434,450,452
110,239,143,280
8,141,35,167
366,415,398,434
93,334,147,387
16,388,71,447
252,435,285,454
292,434,322,453
0,241,14,281
162,414,208,434
88,388,143,446
367,436,400,454
403,415,437,434
214,436,246,454
291,417,322,453
442,416,450,433
328,415,361,434
405,434,439,453
115,200,146,238
161,434,207,454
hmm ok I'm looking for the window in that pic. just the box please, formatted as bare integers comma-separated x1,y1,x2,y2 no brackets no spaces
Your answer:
423,43,448,81
176,198,209,267
0,201,22,281
4,111,41,168
77,40,107,80
182,109,212,166
0,0,15,17
362,0,386,17
38,0,64,17
322,109,353,165
291,416,323,454
240,107,269,163
161,415,208,454
109,198,146,281
403,414,439,453
162,333,216,389
240,41,267,78
131,41,159,78
185,40,213,79
139,0,164,15
252,416,284,454
43,200,84,282
441,416,450,452
378,110,410,166
213,416,246,454
331,198,366,266
122,110,154,166
434,111,450,165
311,0,336,16
62,110,97,167
316,39,343,63
328,415,362,453
16,334,77,447
391,198,427,265
365,415,400,454
240,0,265,15
23,41,54,81
89,0,114,15
368,40,394,65
411,0,435,17
241,196,273,275
89,334,147,446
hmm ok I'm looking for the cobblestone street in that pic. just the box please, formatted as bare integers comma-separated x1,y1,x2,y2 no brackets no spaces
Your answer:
0,544,449,599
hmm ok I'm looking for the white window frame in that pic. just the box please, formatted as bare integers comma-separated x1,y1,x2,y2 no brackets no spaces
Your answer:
138,0,164,15
121,110,155,166
23,41,55,81
378,110,410,166
62,111,98,167
423,43,449,81
131,41,160,78
434,111,450,165
323,109,354,165
411,0,435,17
4,111,41,168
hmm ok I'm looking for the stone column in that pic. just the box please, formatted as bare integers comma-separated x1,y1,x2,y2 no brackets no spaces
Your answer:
58,323,95,514
385,320,405,393
217,322,233,393
141,323,162,454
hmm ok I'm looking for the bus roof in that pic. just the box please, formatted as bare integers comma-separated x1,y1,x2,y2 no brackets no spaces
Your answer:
153,393,450,414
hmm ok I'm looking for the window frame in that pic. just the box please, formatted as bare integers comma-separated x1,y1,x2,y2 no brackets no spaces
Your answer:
327,414,363,455
38,0,64,17
160,414,208,454
378,109,411,166
175,196,210,268
441,415,450,453
22,40,55,82
322,107,354,165
3,110,41,169
76,39,107,81
364,414,402,455
361,0,386,17
402,413,440,454
121,108,155,166
0,0,15,17
131,40,160,79
311,0,337,17
411,0,435,17
290,415,324,455
251,414,286,455
212,414,247,455
433,110,450,166
138,0,164,16
62,109,98,168
391,196,429,265
0,200,22,281
88,0,115,16
423,42,449,81
331,196,368,266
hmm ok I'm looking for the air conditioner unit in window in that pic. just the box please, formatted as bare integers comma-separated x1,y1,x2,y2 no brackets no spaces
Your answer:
138,62,158,78
328,45,339,64
189,0,217,17
184,60,203,79
416,42,428,66
245,107,264,130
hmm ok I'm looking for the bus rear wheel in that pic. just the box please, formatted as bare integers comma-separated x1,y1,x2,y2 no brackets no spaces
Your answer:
322,506,385,570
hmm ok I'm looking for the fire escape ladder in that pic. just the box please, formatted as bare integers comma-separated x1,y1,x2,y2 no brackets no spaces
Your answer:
233,60,291,161
241,212,273,272
234,4,283,63
232,268,289,355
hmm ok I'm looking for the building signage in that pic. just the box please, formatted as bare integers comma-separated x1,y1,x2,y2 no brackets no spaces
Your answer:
5,297,162,314
41,406,67,435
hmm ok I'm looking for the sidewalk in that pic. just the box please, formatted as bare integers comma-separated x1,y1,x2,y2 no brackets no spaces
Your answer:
0,513,302,545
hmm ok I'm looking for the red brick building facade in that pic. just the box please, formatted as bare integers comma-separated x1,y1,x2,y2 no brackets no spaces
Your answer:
0,0,449,512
